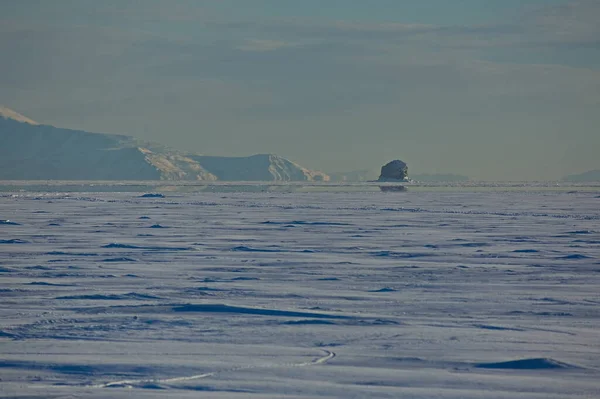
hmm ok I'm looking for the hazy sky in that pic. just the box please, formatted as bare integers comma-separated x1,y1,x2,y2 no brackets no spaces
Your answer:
1,0,599,180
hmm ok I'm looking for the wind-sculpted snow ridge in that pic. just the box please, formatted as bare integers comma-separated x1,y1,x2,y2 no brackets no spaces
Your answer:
0,238,29,244
475,358,578,370
57,292,160,300
102,257,137,262
101,243,193,251
171,304,352,319
261,220,351,226
0,190,599,397
379,206,600,221
230,245,320,254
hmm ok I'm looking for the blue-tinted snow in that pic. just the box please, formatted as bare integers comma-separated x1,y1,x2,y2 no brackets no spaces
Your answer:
0,189,599,398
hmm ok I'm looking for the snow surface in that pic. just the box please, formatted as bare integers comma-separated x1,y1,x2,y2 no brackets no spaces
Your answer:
0,189,599,398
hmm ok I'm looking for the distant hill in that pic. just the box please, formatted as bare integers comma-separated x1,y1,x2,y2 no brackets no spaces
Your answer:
0,107,328,181
562,170,600,182
411,173,470,182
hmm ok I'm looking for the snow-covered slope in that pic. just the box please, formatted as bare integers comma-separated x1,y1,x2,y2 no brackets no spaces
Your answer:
192,154,329,181
0,105,39,125
0,107,328,181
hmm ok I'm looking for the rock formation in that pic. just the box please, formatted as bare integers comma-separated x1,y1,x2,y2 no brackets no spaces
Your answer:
378,160,408,181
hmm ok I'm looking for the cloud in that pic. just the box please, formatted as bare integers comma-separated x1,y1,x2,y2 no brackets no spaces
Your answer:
202,1,600,51
2,1,597,110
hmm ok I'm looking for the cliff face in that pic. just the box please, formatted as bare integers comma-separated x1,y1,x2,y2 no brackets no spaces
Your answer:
0,109,328,181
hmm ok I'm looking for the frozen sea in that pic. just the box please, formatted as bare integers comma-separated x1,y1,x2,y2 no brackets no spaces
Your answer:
1,186,599,398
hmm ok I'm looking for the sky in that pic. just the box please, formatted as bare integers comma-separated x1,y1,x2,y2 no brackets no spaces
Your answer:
1,0,599,180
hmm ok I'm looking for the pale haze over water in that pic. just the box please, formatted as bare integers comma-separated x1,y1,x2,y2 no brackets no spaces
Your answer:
1,0,598,180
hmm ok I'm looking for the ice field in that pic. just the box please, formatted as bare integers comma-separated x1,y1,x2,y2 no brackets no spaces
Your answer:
1,187,599,398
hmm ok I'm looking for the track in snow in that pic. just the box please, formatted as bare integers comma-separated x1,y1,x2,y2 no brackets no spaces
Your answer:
92,349,336,389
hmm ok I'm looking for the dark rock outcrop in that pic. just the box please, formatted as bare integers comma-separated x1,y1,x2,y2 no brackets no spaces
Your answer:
378,160,408,181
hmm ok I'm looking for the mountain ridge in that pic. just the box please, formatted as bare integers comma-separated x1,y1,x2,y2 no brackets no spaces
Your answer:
0,107,328,181
563,170,600,182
